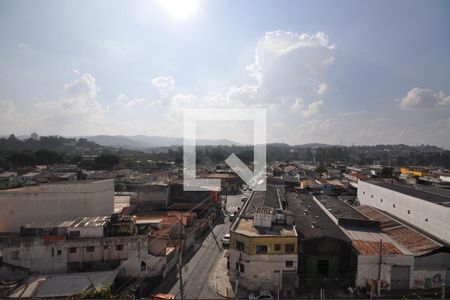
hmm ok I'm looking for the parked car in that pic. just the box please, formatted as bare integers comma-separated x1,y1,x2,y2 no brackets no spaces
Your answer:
241,196,248,202
221,233,230,246
229,213,235,222
249,290,273,299
152,293,176,299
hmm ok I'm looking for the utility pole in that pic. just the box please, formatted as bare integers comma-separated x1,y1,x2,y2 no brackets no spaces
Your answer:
178,213,184,300
442,283,446,300
377,239,383,297
234,251,242,300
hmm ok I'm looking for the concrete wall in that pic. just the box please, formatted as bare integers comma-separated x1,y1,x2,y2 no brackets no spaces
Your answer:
357,181,450,243
0,180,114,233
229,249,298,291
2,235,165,278
355,254,414,290
136,184,168,210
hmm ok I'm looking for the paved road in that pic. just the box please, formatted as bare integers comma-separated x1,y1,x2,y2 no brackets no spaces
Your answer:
152,192,251,299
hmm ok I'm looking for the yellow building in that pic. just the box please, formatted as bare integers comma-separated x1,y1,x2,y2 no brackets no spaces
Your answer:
229,188,298,293
400,168,427,177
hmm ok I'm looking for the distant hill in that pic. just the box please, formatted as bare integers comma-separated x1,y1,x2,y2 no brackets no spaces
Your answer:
83,135,241,149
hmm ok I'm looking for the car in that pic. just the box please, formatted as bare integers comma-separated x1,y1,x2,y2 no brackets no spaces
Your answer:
248,291,273,299
229,213,235,222
151,293,176,299
241,196,248,202
221,233,230,246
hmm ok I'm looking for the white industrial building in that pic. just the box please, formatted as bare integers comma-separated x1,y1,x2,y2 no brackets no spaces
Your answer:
357,180,450,244
0,180,114,233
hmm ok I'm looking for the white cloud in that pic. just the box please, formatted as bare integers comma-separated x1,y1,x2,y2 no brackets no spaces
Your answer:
151,76,176,99
34,73,105,131
301,100,324,117
18,42,27,49
0,99,16,116
201,30,335,109
400,87,450,109
291,98,304,112
316,82,328,95
171,93,197,108
115,93,145,109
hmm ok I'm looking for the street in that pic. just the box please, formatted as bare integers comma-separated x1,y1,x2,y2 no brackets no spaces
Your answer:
152,192,251,299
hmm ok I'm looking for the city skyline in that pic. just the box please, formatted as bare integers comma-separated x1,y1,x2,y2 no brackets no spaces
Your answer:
1,0,450,148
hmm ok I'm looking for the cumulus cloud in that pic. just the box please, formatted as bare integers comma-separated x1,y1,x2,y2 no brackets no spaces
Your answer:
151,76,176,99
246,30,334,101
400,87,450,109
204,30,335,109
34,73,105,128
291,98,304,112
316,82,328,95
301,100,324,117
115,93,145,109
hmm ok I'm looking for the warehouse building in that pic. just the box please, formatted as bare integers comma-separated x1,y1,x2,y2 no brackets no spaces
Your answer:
0,180,114,233
358,180,450,244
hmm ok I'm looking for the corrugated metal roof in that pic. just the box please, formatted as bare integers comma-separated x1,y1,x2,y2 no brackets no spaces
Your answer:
352,240,404,256
356,205,443,255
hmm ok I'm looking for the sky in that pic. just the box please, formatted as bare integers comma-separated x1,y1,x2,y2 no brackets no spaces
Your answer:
0,0,450,148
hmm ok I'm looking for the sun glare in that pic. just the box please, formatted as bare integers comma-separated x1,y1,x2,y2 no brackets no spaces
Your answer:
159,0,199,20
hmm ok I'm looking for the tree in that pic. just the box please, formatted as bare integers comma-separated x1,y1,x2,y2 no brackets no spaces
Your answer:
7,151,36,167
35,149,63,165
95,153,120,170
315,165,327,175
381,167,393,178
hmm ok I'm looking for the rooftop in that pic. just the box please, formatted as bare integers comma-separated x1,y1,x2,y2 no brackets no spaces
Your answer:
242,188,282,217
234,218,297,237
364,180,450,207
356,205,443,255
286,193,350,242
315,194,368,221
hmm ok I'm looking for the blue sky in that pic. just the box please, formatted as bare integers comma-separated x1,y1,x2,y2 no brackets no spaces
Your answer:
0,0,450,147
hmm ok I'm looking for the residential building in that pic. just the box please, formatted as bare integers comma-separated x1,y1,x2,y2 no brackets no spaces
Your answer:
229,188,298,293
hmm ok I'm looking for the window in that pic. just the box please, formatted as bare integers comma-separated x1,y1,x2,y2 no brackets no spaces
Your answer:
393,204,396,208
69,230,80,238
407,210,411,214
69,247,77,253
285,243,295,253
317,260,329,274
363,192,365,195
57,250,62,256
239,263,245,273
104,245,108,250
141,261,147,271
86,246,95,253
116,245,124,251
236,241,245,251
274,244,281,251
425,218,429,222
256,245,268,254
371,195,373,198
285,261,293,268
380,198,383,202
11,251,19,260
